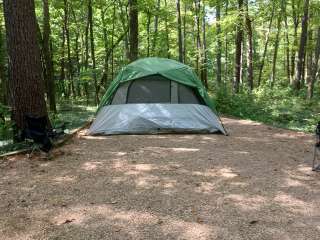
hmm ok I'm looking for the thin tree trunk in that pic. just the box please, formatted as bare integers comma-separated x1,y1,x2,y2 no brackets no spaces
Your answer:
201,2,208,88
129,0,138,62
146,10,151,57
176,0,183,62
293,0,309,90
282,0,291,82
59,22,66,97
195,0,202,76
233,0,244,93
307,27,320,99
152,0,160,55
3,0,50,131
183,2,187,63
245,0,253,91
88,0,98,104
216,1,222,85
257,2,275,86
271,15,282,88
63,0,74,97
111,4,115,79
164,0,170,58
224,0,229,83
42,0,56,112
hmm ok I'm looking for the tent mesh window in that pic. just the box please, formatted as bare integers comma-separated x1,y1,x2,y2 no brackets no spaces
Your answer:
111,81,130,105
178,84,203,105
110,74,204,105
127,75,171,103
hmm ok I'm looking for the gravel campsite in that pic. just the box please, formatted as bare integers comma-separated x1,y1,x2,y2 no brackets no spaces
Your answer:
1,117,319,240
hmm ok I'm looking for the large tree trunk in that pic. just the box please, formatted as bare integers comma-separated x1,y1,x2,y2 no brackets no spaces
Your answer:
0,21,7,105
42,0,56,113
216,1,222,85
307,27,320,99
3,0,50,131
176,0,183,62
233,0,244,93
257,2,275,86
293,0,309,90
129,0,138,62
245,0,253,91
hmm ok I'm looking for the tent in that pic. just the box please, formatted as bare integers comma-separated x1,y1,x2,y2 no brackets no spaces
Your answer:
89,57,227,135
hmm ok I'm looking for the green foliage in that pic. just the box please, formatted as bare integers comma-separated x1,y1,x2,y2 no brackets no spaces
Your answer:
214,86,320,133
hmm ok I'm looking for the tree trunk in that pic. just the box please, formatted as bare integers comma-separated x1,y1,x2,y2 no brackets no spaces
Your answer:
282,0,291,83
216,1,222,85
307,27,320,99
164,0,170,58
257,2,275,86
224,0,229,83
176,0,183,62
233,0,244,93
271,15,282,88
88,0,98,104
146,10,151,57
152,0,160,55
0,20,7,105
3,0,50,131
245,0,253,91
129,0,138,62
59,22,66,97
293,0,309,90
201,2,208,88
183,2,187,63
195,0,202,76
42,0,56,113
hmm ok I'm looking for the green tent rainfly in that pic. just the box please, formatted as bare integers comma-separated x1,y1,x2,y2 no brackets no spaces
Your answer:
90,57,227,135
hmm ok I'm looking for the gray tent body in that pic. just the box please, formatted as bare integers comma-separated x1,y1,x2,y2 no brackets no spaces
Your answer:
89,66,227,135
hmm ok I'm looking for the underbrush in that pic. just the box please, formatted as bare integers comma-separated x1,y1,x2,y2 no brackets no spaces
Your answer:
213,86,320,133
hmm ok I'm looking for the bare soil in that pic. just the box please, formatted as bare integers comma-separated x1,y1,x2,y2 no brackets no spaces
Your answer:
0,117,319,240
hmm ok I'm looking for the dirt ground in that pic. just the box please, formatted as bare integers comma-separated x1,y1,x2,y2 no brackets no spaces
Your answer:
0,117,320,240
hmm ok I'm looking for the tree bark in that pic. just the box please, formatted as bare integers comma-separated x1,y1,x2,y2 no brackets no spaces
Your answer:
129,0,138,62
293,0,309,90
3,0,50,131
195,0,202,76
245,0,253,91
152,0,160,55
164,0,170,58
216,1,222,85
176,0,183,62
0,20,7,105
307,27,320,99
201,2,208,88
146,10,151,57
257,2,275,86
271,15,282,88
233,0,244,93
42,0,56,112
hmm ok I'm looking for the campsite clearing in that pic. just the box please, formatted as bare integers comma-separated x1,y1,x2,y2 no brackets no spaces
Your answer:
0,117,319,240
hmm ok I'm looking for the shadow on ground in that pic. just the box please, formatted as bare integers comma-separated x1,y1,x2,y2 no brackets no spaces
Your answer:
0,117,319,240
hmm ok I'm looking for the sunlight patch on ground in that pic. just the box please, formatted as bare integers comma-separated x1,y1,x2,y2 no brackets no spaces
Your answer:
53,175,76,184
274,192,313,214
81,161,103,171
226,194,267,211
